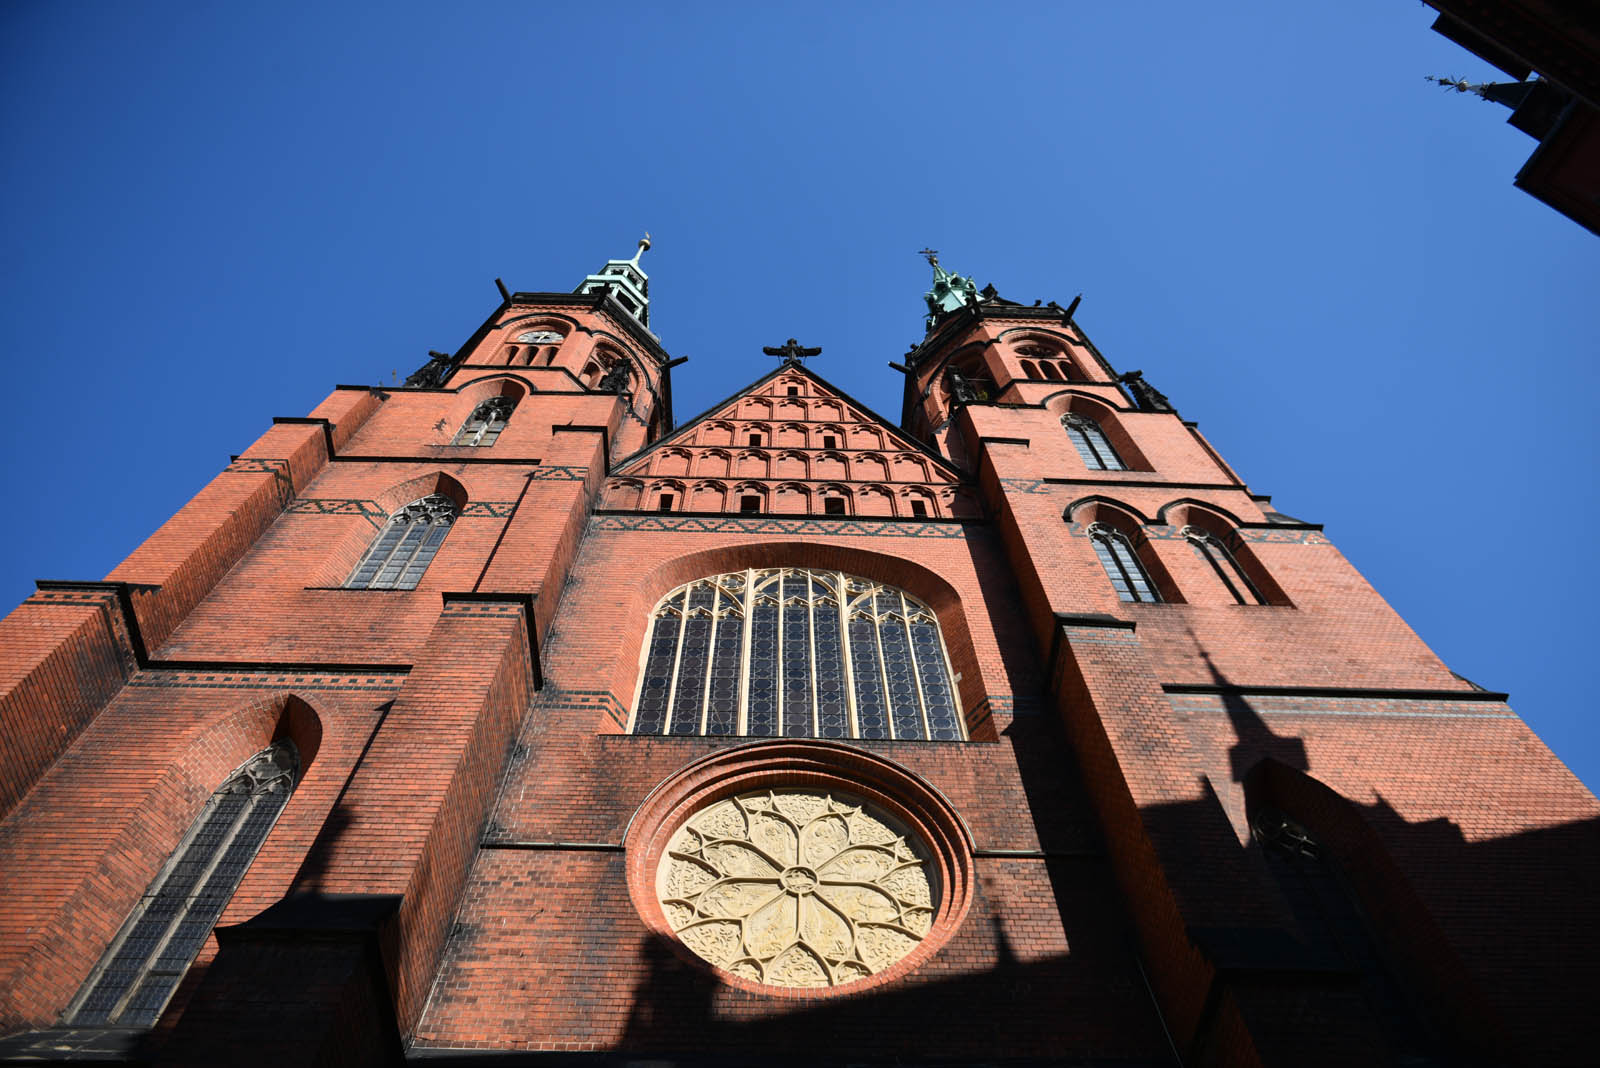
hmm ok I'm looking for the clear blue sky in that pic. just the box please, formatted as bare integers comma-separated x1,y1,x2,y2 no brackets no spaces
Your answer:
2,3,1595,790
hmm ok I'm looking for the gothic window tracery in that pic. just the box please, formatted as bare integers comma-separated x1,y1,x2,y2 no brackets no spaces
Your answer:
1088,522,1160,603
629,569,964,741
451,396,516,447
1182,525,1265,605
345,494,457,590
657,789,935,988
1062,413,1129,471
67,742,299,1028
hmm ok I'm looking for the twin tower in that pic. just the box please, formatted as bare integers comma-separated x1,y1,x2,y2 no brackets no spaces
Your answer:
0,245,1594,1066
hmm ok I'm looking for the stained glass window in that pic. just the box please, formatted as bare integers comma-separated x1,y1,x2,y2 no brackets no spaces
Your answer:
451,396,516,446
1062,413,1128,471
67,743,298,1029
629,569,965,740
1088,522,1160,603
344,494,456,590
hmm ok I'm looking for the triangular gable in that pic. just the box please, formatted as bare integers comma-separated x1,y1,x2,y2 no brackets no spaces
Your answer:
611,362,964,480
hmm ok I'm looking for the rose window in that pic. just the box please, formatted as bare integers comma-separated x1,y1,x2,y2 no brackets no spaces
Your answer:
656,789,935,989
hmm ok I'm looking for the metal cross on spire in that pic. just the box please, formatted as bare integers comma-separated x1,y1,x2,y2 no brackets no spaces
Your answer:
919,247,940,267
762,338,822,366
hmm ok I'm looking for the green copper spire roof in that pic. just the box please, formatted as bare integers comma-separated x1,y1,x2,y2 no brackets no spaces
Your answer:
920,248,979,330
576,233,653,331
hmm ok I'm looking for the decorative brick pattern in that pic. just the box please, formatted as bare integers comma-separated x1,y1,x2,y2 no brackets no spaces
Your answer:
591,514,969,538
127,671,406,693
287,498,519,526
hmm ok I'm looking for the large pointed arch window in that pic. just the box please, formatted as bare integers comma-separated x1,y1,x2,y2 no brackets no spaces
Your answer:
66,743,299,1028
1062,413,1128,471
1088,522,1160,602
451,396,516,446
629,568,965,741
345,494,456,590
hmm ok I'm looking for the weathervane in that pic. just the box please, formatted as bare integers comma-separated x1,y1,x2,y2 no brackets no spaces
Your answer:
762,338,821,366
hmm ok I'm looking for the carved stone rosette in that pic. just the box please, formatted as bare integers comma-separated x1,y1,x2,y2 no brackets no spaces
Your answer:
626,741,975,997
657,789,934,988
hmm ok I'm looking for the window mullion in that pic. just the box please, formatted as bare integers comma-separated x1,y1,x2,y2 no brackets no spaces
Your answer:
838,572,859,739
806,573,819,737
872,589,896,740
738,569,754,735
698,593,718,734
365,521,410,588
1203,542,1245,604
774,574,785,733
662,588,689,734
105,787,256,1025
900,591,935,741
1221,539,1266,605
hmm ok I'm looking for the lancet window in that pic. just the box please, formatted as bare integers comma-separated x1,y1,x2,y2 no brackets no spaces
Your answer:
66,743,299,1028
1062,413,1128,471
451,396,516,446
345,494,456,590
1088,523,1160,602
1183,525,1265,605
630,568,964,741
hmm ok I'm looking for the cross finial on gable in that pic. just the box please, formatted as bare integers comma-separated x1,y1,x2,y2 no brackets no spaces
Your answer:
762,338,822,366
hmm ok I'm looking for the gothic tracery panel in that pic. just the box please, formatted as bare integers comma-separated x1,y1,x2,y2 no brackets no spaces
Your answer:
629,569,965,740
656,789,935,988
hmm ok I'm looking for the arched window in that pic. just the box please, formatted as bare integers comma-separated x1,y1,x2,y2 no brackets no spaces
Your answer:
66,742,299,1028
1062,413,1129,471
451,396,515,447
1088,522,1160,602
345,494,456,590
1183,525,1265,605
630,568,964,741
945,363,994,404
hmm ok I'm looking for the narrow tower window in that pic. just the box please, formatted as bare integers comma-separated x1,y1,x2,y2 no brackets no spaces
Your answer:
1087,522,1160,602
1062,413,1129,471
629,569,965,741
824,497,846,515
748,432,763,447
451,396,516,447
345,494,457,590
740,495,760,513
658,493,675,512
66,743,299,1028
1183,526,1265,605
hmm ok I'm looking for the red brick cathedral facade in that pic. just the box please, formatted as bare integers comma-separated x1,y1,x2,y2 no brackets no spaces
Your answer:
0,247,1594,1066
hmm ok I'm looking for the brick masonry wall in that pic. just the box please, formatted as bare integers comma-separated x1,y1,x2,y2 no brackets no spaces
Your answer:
0,676,393,1031
0,293,1595,1065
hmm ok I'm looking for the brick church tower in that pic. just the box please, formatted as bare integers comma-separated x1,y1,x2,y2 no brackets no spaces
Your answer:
0,245,1595,1066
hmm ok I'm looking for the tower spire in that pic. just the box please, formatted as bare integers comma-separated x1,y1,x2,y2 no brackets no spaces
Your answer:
576,234,654,331
921,247,979,330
